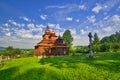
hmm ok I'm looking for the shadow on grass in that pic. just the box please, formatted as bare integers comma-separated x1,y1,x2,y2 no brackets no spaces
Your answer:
39,55,88,69
0,67,19,80
39,53,120,73
0,67,66,80
13,68,67,80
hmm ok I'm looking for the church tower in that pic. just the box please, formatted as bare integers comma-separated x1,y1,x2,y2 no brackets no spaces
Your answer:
34,26,69,58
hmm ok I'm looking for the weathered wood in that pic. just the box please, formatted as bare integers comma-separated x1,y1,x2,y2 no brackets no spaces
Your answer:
34,26,69,57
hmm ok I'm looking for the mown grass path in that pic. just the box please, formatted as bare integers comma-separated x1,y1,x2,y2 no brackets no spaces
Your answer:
0,53,120,80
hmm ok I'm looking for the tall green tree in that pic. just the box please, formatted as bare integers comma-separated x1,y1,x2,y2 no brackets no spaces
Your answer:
62,30,73,47
93,33,100,52
5,46,14,56
93,33,100,44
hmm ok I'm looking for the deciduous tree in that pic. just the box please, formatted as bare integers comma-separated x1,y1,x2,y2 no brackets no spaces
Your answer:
62,30,73,47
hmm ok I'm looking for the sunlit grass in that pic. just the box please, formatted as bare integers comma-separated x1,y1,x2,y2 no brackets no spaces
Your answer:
0,52,120,80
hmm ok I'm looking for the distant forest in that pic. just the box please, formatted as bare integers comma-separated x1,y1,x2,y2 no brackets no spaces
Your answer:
73,31,120,54
92,31,120,52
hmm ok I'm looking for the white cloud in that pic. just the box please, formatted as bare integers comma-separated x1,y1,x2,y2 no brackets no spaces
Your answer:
86,26,89,29
47,4,86,21
47,23,56,29
3,23,9,27
5,28,10,31
104,16,109,20
0,36,41,49
70,29,76,35
36,24,45,28
80,29,86,35
92,4,102,13
14,28,41,40
92,0,119,13
76,19,80,22
40,15,47,20
20,16,31,22
111,14,120,22
46,4,86,10
27,23,35,29
55,24,61,30
102,26,112,32
66,17,73,21
8,20,25,27
78,5,86,10
87,15,96,23
5,32,11,36
93,30,99,33
118,6,120,9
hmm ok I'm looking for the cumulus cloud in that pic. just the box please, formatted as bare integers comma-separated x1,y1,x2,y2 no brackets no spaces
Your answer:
78,5,86,10
40,15,47,20
92,0,119,13
102,27,112,32
46,4,86,10
118,6,120,9
5,32,11,36
55,24,61,30
104,16,110,20
89,14,120,38
48,23,56,28
92,4,102,13
80,29,86,35
66,17,73,21
111,15,120,22
20,16,31,22
70,29,76,35
76,19,80,22
3,23,9,27
27,23,35,29
46,4,86,21
87,15,96,23
8,20,25,27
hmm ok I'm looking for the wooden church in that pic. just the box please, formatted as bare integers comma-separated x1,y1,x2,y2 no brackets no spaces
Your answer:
34,26,69,57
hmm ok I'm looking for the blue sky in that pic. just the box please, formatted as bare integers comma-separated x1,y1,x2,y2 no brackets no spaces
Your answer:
0,0,120,48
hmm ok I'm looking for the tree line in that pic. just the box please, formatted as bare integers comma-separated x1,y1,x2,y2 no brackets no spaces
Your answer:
0,46,34,58
62,30,120,54
93,31,120,52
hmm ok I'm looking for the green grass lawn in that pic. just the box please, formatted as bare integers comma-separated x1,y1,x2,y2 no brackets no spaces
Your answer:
0,53,120,80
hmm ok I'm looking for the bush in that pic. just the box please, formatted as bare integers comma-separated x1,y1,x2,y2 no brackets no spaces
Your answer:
69,47,76,56
76,47,89,53
21,49,34,57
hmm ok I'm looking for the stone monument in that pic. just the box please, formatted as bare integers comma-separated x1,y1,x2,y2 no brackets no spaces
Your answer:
88,32,93,59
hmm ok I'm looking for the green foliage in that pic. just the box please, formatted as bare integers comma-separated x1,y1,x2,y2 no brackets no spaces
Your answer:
69,47,76,56
101,31,120,43
21,49,34,57
93,33,100,44
100,32,120,52
4,46,14,56
92,33,100,52
90,32,120,52
0,50,5,56
0,52,120,80
0,46,34,57
62,30,73,47
75,46,89,53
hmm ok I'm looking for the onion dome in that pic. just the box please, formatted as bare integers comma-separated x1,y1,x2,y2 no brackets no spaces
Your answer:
51,31,55,36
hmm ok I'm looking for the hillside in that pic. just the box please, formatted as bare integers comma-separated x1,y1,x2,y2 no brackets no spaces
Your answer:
101,32,120,43
0,53,120,80
0,47,5,50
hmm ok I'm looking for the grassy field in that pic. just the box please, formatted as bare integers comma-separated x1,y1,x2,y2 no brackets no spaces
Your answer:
0,52,120,80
